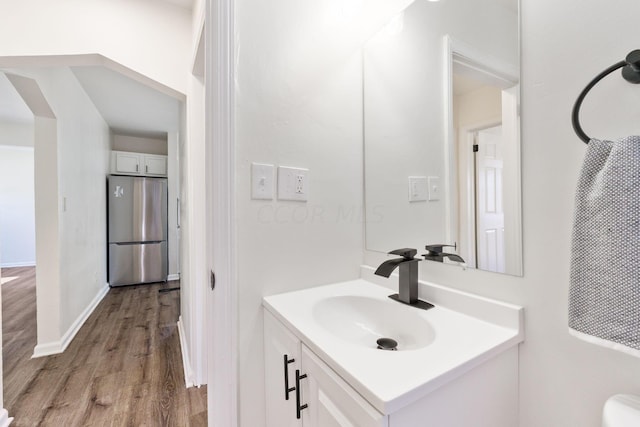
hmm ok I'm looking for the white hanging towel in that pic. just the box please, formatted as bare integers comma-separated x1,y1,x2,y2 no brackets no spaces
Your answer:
569,136,640,357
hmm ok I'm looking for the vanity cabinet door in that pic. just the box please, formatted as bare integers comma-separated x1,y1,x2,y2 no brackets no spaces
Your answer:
300,345,388,427
264,311,302,427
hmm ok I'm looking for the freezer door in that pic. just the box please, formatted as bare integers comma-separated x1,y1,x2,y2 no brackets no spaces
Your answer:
109,242,168,286
108,176,167,243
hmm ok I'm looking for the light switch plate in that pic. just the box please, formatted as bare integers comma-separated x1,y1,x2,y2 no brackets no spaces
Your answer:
408,176,428,202
428,176,440,201
278,166,309,201
251,163,274,200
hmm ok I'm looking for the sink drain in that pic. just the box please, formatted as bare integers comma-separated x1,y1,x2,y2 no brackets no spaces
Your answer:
376,337,398,351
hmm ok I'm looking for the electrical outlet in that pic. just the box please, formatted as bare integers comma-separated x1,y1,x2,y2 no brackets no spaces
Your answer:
295,174,305,194
278,166,309,201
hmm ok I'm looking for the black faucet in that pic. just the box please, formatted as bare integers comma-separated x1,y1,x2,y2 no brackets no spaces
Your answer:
375,248,432,309
423,244,465,263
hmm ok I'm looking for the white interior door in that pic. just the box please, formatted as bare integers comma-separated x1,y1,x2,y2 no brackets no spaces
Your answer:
475,125,505,273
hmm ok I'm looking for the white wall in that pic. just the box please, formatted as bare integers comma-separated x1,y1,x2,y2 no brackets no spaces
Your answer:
112,134,168,155
33,116,61,350
42,68,111,335
0,122,33,148
455,86,502,129
233,1,420,425
181,69,207,386
234,5,360,427
0,145,35,267
0,0,192,94
175,1,207,388
361,0,640,426
517,0,640,424
9,67,112,349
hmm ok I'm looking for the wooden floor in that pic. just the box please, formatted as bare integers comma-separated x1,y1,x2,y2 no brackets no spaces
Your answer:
1,267,207,426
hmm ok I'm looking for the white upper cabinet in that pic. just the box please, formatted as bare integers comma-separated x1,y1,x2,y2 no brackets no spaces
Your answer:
113,151,141,174
143,154,167,176
111,151,167,177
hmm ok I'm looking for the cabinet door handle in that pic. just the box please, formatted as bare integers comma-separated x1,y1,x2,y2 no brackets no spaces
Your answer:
283,354,295,400
295,369,308,419
146,165,149,173
136,164,139,172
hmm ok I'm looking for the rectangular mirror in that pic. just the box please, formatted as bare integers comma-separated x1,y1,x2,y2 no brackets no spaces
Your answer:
364,0,522,276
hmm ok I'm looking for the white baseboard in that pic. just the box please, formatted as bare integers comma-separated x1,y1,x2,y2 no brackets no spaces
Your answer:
33,283,109,358
177,316,196,388
0,408,13,426
0,261,35,268
167,273,180,281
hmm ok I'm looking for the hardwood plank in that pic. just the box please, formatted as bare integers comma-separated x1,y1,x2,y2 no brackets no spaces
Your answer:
2,268,207,425
34,362,96,426
8,363,66,425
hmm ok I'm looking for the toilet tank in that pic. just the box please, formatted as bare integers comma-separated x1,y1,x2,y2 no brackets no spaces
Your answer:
603,395,640,427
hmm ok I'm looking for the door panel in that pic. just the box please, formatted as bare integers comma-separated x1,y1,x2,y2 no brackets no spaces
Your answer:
108,176,167,243
264,311,302,427
475,125,506,273
109,242,167,286
301,346,387,427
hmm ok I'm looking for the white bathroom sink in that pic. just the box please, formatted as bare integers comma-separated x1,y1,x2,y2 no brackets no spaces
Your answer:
312,295,435,351
263,277,523,414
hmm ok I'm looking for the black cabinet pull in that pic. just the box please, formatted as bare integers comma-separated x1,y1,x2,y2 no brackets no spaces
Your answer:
283,354,295,400
295,369,308,419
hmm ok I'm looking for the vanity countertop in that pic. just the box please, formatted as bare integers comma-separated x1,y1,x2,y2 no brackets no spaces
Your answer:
263,278,523,414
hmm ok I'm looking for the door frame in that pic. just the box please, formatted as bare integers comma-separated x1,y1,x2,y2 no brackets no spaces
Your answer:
442,34,519,259
206,0,238,425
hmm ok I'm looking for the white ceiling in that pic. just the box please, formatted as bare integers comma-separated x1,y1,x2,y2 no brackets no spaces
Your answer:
71,66,182,138
0,66,181,138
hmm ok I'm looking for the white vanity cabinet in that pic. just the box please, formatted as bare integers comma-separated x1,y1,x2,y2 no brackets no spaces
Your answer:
111,151,168,177
263,279,523,427
265,311,387,427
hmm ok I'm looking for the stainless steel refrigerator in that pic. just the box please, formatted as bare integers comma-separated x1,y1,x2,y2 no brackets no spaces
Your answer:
107,175,168,287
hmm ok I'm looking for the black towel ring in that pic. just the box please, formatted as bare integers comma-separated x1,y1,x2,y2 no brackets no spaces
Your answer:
572,50,640,143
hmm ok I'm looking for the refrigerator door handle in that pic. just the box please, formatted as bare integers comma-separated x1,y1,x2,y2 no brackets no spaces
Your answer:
111,241,164,245
177,198,180,229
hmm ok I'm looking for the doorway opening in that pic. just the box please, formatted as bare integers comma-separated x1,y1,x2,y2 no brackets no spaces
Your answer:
0,58,207,423
0,71,38,414
445,36,521,274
